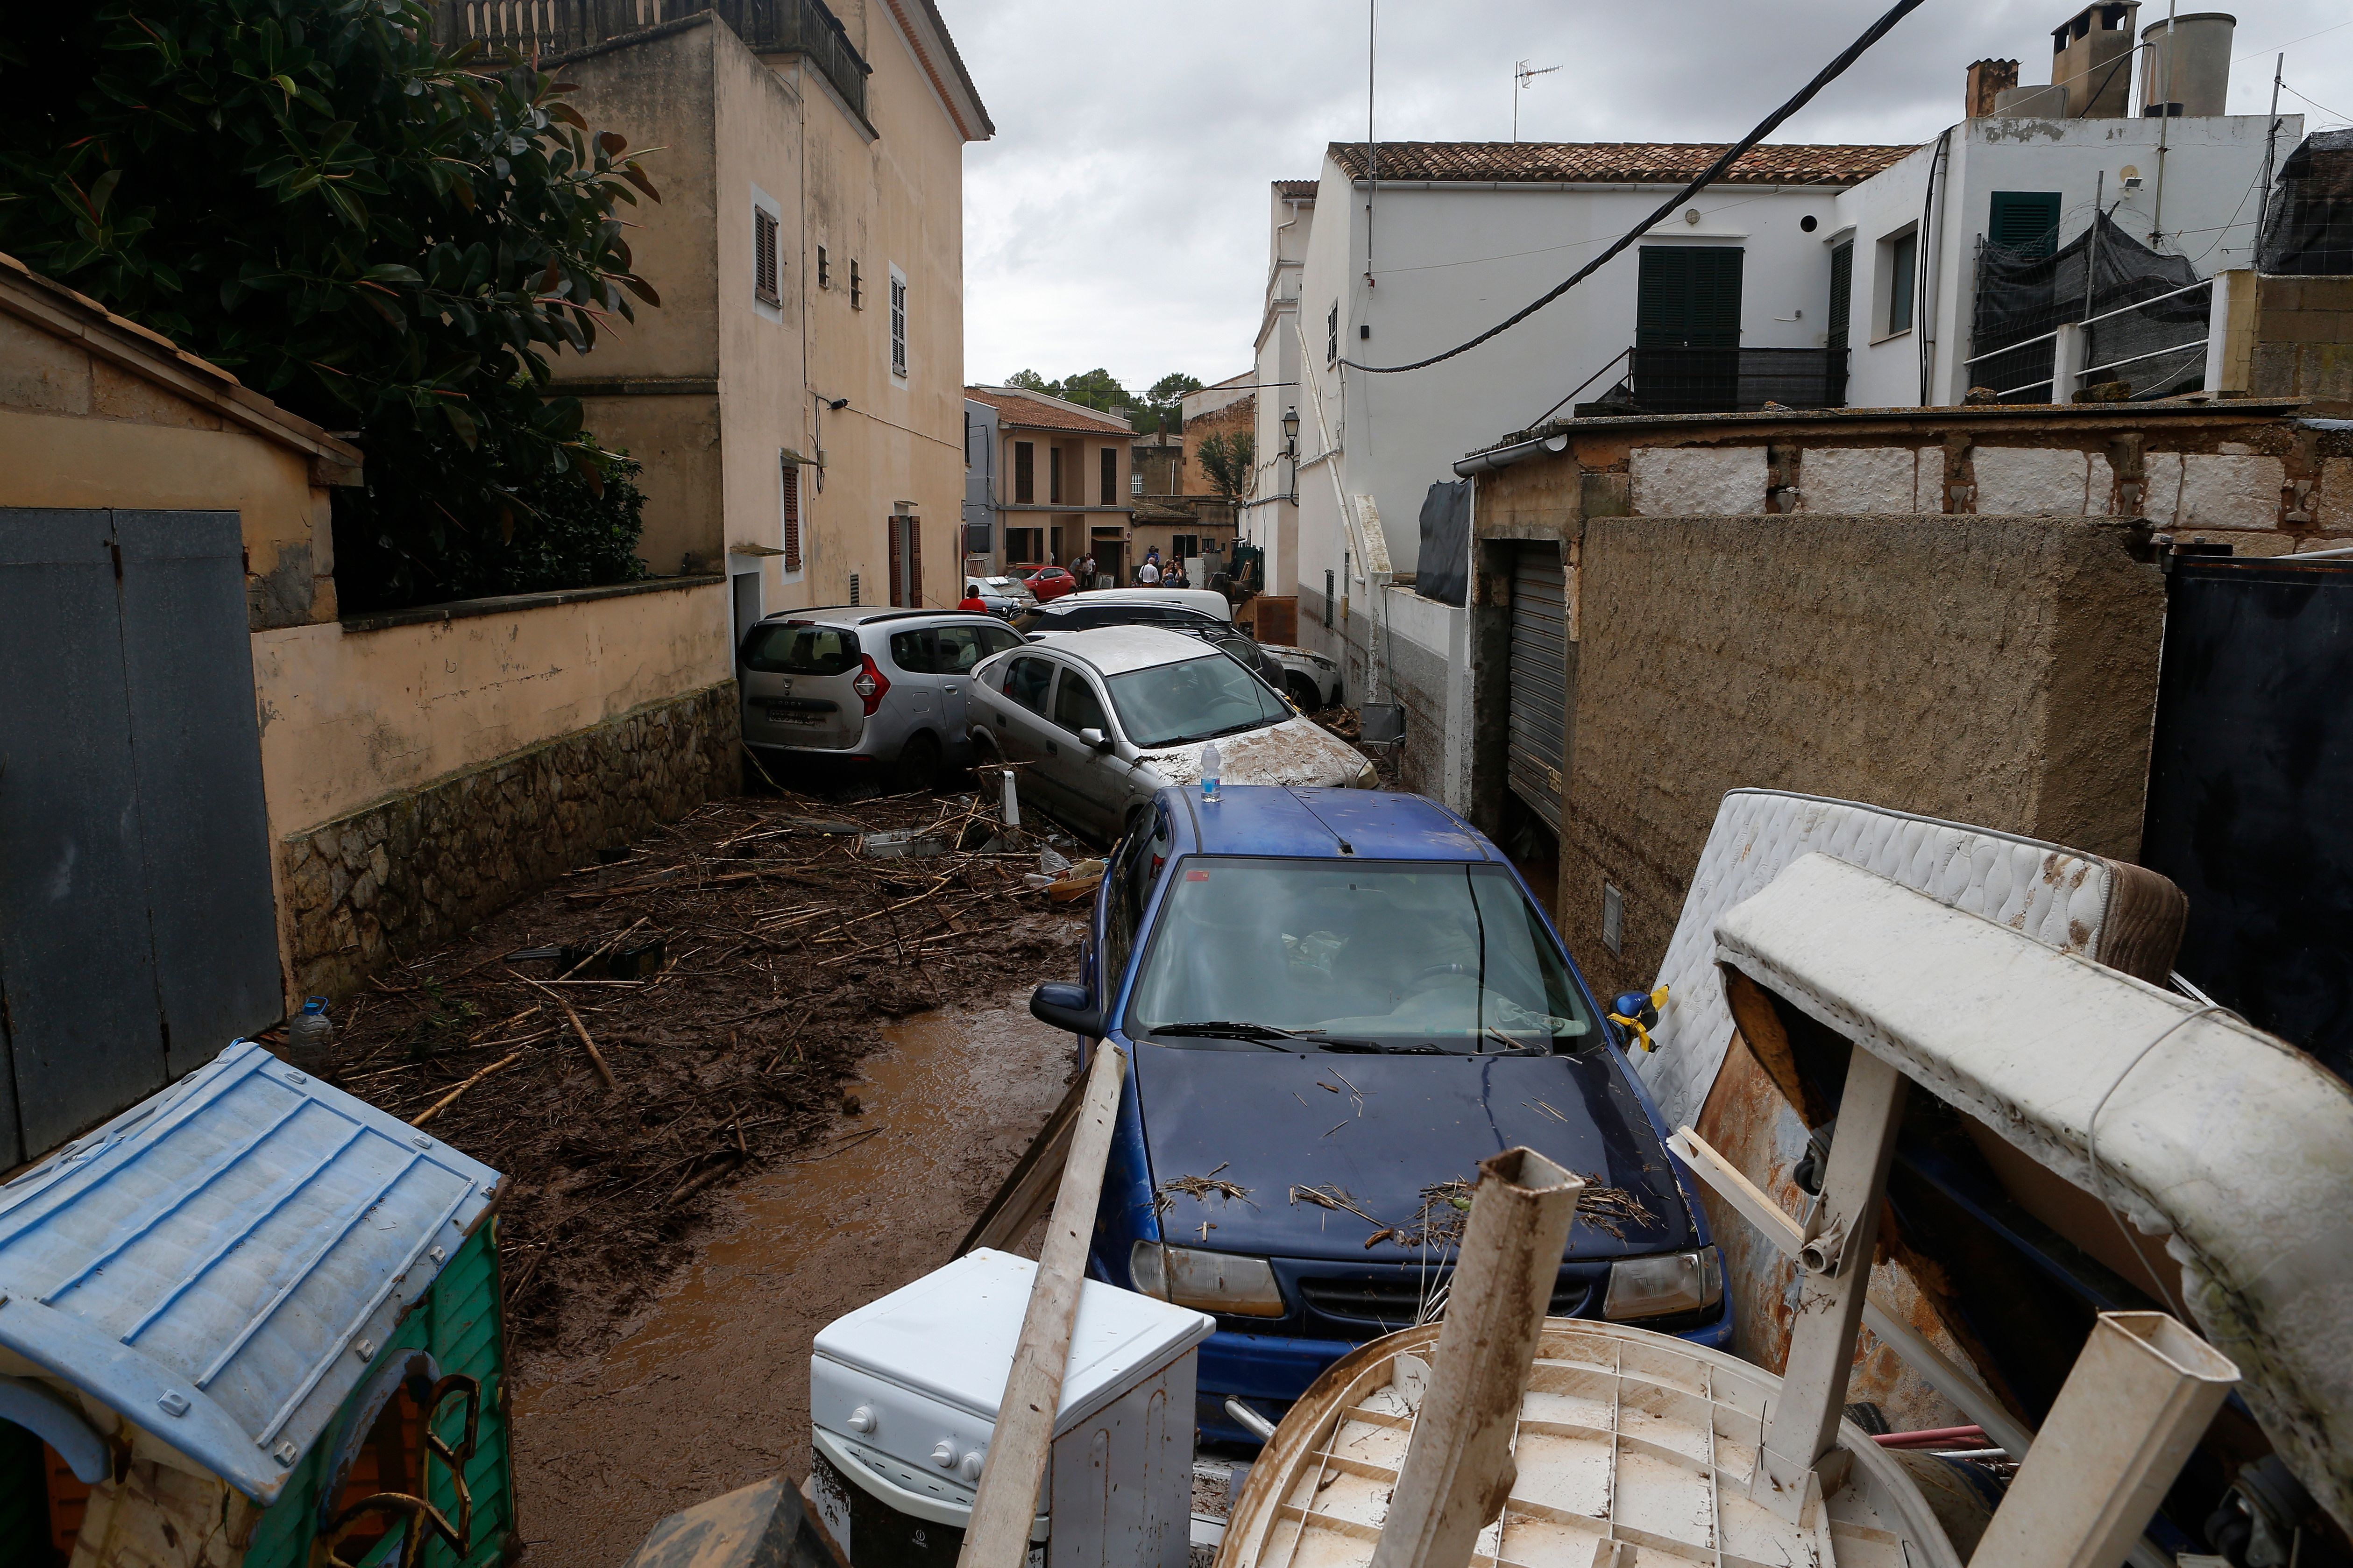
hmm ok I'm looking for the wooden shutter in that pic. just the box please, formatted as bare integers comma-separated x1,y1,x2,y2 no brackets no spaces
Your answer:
1049,447,1062,505
753,210,780,306
1827,240,1854,352
780,456,801,572
890,274,907,375
1637,247,1744,348
888,518,905,607
907,518,923,607
1014,442,1034,503
1100,448,1115,505
1988,191,2062,256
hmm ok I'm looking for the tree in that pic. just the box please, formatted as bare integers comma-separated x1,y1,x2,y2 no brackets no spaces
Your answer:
1196,431,1254,500
1054,367,1130,416
0,0,662,608
1004,368,1051,391
1137,371,1202,435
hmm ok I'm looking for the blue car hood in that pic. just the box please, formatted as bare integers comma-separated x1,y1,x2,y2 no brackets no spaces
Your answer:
1128,1042,1693,1262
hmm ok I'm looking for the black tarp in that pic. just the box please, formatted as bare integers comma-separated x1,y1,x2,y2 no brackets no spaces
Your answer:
1416,480,1470,607
1970,210,2206,403
2257,130,2353,275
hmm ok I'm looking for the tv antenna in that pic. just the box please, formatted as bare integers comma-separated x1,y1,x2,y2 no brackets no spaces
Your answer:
1513,58,1560,141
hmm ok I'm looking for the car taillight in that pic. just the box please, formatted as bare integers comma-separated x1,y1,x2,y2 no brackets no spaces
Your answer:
852,654,889,716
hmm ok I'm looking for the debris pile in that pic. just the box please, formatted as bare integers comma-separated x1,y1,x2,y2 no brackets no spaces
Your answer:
285,786,1085,1348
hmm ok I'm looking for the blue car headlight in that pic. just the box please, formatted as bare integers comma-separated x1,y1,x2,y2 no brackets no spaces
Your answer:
1601,1249,1724,1320
1130,1241,1287,1318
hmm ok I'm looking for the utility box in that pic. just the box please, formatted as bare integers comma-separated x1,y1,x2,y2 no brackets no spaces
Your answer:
808,1250,1212,1568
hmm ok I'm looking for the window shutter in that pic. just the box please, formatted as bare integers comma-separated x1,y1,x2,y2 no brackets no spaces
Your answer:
890,275,907,375
1100,448,1115,505
907,518,923,608
780,456,802,572
1988,191,2063,256
1015,442,1034,503
1826,240,1855,352
1050,447,1062,505
1637,247,1743,347
888,518,905,607
753,209,780,306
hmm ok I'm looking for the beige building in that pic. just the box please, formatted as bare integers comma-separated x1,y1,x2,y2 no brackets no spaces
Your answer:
964,385,1138,577
438,0,992,643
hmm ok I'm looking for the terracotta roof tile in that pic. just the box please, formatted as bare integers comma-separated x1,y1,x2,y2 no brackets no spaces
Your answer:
1274,179,1319,198
1327,140,1914,188
965,387,1136,435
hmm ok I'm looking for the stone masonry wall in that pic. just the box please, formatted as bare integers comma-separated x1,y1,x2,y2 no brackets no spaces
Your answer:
2252,273,2353,417
280,680,739,1000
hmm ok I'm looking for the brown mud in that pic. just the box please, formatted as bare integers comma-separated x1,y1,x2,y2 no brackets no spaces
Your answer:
505,997,1076,1565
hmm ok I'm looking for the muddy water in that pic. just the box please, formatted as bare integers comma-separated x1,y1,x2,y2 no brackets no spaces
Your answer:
509,995,1076,1566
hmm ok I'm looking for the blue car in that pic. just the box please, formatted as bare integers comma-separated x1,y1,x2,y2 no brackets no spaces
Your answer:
1029,784,1731,1447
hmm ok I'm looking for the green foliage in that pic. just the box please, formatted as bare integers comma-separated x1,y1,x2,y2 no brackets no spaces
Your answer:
1004,368,1051,392
1196,431,1254,500
0,0,663,609
1053,367,1129,414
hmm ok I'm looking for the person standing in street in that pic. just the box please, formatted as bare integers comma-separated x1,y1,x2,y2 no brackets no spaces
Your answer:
1137,557,1161,586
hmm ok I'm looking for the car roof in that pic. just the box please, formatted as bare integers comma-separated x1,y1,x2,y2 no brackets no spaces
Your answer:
1169,785,1494,863
1052,586,1232,621
756,607,1005,629
1022,625,1220,677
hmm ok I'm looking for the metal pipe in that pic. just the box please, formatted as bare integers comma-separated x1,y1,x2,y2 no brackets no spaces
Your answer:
1452,432,1568,478
1969,1312,2238,1568
2084,170,2105,321
1366,1148,1583,1568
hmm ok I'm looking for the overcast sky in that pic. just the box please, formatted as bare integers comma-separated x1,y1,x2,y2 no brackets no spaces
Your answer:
935,0,2353,395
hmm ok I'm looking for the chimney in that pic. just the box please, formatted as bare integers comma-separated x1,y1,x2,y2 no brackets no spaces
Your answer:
2049,2,2140,118
1966,59,2020,117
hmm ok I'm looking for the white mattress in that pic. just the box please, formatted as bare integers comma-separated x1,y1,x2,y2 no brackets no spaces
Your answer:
1636,790,2125,1129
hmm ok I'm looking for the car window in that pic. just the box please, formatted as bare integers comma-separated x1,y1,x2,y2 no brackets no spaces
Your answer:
889,629,937,672
1052,669,1110,735
1101,809,1159,987
1002,655,1056,714
963,624,1024,663
743,622,858,676
1126,858,1598,1052
1104,655,1289,749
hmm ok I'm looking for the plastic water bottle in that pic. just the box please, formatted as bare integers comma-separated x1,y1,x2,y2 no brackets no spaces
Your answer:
287,996,333,1050
1200,742,1222,801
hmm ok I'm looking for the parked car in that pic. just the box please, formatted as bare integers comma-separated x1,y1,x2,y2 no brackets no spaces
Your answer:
1019,593,1290,693
1024,586,1235,623
964,576,1035,618
1009,563,1079,602
739,608,1026,790
1256,642,1343,712
966,628,1374,843
1028,785,1729,1445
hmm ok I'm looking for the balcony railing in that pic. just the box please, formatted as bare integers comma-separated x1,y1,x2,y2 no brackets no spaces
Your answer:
1621,347,1849,415
433,0,870,121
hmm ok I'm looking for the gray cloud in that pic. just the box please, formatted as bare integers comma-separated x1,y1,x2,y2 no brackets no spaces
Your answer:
937,0,2353,390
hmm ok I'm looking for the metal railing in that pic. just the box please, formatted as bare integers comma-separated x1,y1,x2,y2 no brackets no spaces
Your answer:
1970,275,2212,400
1614,346,1848,416
433,0,870,119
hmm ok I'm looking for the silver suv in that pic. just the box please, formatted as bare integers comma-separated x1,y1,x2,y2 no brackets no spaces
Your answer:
739,608,1027,790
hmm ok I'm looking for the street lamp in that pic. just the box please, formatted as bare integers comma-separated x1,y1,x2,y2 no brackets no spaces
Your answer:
1281,406,1300,458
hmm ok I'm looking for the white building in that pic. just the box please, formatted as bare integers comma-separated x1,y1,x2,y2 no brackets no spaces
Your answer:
1243,3,2298,812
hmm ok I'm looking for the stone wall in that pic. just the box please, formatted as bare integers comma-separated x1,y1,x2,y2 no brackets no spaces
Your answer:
2250,273,2353,417
1554,515,2165,1001
280,681,739,1000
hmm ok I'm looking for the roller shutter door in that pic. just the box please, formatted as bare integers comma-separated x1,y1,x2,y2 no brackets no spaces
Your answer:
1506,544,1566,833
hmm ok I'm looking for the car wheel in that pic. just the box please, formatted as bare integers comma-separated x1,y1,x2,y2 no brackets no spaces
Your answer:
1287,673,1323,713
894,731,942,793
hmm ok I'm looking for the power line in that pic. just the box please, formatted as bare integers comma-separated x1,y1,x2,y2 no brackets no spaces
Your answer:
1337,0,1933,375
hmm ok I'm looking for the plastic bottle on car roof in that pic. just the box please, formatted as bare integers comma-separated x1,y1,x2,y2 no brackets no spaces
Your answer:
1200,742,1222,801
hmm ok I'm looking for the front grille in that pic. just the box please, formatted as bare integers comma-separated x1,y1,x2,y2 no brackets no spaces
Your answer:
1297,1272,1591,1332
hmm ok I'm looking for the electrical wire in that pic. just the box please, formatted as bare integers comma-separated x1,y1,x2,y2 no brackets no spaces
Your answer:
1336,0,1933,375
2279,80,2353,126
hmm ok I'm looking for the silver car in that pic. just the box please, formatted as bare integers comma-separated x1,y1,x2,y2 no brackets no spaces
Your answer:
740,608,1027,790
966,626,1376,843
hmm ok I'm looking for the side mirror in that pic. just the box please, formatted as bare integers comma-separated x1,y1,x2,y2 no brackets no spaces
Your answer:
1611,991,1658,1030
1079,727,1115,752
1031,981,1104,1038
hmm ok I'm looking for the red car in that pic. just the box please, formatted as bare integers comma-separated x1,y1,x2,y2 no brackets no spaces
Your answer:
1011,563,1078,602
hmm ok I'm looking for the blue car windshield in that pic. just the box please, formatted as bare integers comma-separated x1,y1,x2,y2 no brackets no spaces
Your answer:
1125,857,1596,1052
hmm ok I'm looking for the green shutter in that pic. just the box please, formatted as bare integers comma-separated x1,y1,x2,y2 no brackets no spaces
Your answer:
1637,247,1743,347
1988,191,2062,256
1826,240,1854,352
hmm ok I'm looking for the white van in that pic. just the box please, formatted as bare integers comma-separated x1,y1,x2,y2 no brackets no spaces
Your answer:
1044,586,1232,622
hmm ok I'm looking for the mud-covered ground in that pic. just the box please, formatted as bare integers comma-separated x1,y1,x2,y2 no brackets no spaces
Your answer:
287,787,1087,1354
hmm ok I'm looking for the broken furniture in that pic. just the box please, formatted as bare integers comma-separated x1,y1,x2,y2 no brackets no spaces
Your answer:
0,1038,513,1565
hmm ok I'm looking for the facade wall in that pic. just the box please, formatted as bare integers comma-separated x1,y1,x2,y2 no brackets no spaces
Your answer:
1180,391,1255,498
1247,188,1312,601
2249,273,2353,416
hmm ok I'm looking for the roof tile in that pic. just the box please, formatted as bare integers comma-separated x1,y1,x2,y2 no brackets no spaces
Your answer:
1328,140,1914,187
966,386,1136,435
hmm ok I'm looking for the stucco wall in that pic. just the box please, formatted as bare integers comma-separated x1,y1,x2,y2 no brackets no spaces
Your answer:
1553,514,2165,999
251,578,734,839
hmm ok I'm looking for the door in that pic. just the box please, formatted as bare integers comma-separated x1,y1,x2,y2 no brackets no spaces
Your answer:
992,654,1066,810
1047,666,1126,841
1505,543,1568,836
2140,557,2353,1081
0,509,282,1164
885,626,940,732
1636,246,1743,412
929,623,1023,759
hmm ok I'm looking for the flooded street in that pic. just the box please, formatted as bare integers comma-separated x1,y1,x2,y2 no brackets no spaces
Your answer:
507,993,1077,1565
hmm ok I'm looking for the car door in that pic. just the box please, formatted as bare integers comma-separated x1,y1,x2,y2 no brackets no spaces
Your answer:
886,627,942,737
933,622,1024,759
1046,664,1130,842
991,652,1067,809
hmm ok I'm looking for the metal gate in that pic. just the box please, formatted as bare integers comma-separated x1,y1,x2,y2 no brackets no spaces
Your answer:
0,509,283,1164
2140,556,2353,1082
1505,543,1567,833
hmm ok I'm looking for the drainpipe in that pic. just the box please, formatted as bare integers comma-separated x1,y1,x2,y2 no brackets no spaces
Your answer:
1453,432,1568,478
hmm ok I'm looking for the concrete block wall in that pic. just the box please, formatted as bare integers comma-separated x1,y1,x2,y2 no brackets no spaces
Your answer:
2250,274,2353,416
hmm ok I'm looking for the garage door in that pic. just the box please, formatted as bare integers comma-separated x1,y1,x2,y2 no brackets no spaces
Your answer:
1506,543,1566,833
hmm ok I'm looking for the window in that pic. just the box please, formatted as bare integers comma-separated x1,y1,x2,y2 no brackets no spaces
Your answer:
779,453,802,573
1636,247,1744,347
1101,809,1161,986
1049,447,1063,505
889,266,907,377
1323,569,1335,628
848,571,861,606
1882,231,1918,336
1100,448,1116,505
743,622,858,675
1173,534,1198,558
818,245,831,289
1002,655,1056,714
1104,656,1287,749
893,623,1021,675
1826,239,1855,353
1327,303,1339,365
1007,526,1044,562
753,206,780,306
1014,442,1035,503
1987,191,2062,258
850,258,863,309
1052,669,1110,736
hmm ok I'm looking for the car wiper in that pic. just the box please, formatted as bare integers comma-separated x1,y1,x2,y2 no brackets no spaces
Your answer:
1148,1022,1303,1049
1318,1040,1443,1055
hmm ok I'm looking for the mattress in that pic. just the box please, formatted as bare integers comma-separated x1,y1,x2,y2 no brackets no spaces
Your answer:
1635,788,2183,1130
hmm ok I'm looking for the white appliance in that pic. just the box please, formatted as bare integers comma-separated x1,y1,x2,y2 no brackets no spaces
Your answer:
809,1249,1215,1568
